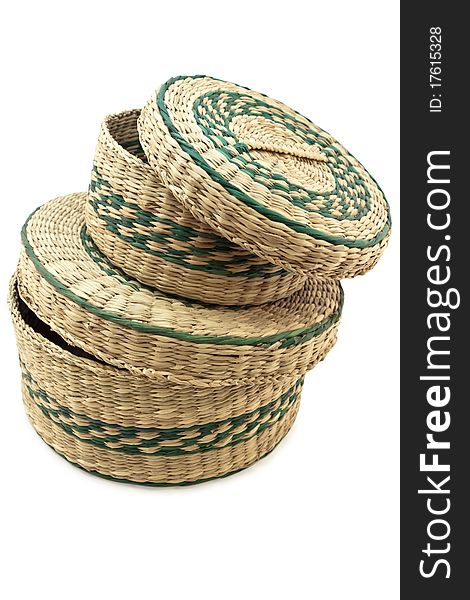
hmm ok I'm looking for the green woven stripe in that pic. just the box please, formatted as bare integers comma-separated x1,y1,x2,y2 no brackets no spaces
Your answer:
33,433,283,487
21,207,343,347
193,91,371,222
81,227,298,314
156,75,391,248
23,368,302,456
89,166,288,278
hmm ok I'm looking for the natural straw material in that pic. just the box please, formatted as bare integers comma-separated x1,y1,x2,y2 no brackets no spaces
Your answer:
139,75,391,278
18,193,343,383
9,277,303,484
86,110,305,305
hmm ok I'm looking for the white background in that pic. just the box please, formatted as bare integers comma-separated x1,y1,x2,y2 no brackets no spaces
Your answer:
0,1,399,598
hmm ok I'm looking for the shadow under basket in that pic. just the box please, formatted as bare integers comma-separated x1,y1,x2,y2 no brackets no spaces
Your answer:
9,276,303,486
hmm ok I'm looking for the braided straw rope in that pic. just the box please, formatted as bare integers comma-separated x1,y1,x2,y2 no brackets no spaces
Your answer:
10,277,302,484
86,110,305,305
138,75,391,278
18,193,342,383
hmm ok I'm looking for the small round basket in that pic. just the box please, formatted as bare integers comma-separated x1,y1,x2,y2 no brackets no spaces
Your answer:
9,276,304,485
86,110,305,305
18,193,343,383
139,75,391,279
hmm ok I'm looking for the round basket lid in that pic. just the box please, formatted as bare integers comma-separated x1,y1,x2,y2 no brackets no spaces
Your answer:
18,193,343,383
138,75,391,278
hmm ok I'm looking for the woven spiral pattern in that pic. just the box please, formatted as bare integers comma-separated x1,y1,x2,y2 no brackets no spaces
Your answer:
86,110,305,305
138,75,391,278
10,277,303,484
18,193,342,383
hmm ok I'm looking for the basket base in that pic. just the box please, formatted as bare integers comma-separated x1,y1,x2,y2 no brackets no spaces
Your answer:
22,384,300,486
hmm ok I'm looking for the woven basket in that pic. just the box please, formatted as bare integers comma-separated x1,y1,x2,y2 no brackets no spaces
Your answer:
85,110,305,305
9,276,304,485
18,192,343,383
139,75,391,279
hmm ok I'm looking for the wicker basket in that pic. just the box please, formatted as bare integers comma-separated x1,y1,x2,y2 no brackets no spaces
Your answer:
9,275,304,485
85,110,305,305
18,193,343,383
139,75,391,279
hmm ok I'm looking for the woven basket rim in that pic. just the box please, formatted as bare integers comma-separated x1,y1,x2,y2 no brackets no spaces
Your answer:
101,109,146,167
22,193,343,348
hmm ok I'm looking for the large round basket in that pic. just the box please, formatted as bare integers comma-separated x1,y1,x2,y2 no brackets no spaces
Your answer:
9,276,304,485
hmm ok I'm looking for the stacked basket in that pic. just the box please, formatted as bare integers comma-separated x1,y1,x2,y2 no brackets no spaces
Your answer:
9,75,390,485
